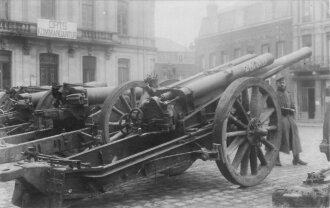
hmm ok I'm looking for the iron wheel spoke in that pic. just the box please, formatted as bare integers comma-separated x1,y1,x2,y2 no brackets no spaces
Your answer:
256,146,267,166
240,146,251,176
227,136,245,155
229,113,248,129
261,137,275,150
234,100,250,123
226,130,247,137
112,106,125,117
119,95,132,111
260,107,275,124
130,88,137,108
232,142,249,169
250,146,258,175
250,86,261,118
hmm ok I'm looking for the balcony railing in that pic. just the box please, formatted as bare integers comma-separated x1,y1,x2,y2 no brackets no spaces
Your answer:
0,19,116,43
291,55,330,71
0,19,35,34
80,29,113,41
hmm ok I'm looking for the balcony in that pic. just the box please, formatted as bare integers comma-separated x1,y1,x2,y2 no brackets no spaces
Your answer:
0,19,116,44
290,55,330,72
0,19,36,35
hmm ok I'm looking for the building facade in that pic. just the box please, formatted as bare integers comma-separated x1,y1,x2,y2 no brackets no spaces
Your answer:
196,1,330,122
0,0,156,88
154,37,196,82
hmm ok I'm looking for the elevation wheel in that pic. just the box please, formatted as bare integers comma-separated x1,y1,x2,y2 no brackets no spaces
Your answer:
213,77,281,187
99,81,149,143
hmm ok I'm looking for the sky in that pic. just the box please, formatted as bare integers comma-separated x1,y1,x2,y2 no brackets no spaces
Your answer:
155,0,238,47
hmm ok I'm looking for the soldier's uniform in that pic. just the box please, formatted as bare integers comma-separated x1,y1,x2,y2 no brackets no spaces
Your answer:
275,76,306,165
277,90,302,155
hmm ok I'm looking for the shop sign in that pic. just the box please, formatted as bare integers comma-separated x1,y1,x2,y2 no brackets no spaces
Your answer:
37,19,77,39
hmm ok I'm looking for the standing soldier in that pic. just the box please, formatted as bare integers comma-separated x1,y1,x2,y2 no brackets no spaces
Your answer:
276,76,307,166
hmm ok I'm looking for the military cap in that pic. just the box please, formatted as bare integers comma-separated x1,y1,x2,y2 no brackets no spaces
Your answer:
275,74,284,82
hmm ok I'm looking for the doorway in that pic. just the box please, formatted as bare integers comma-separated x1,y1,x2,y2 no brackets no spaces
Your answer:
0,50,11,89
40,53,58,86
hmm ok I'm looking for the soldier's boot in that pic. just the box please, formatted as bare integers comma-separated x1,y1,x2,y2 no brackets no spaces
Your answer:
292,154,307,165
275,155,282,166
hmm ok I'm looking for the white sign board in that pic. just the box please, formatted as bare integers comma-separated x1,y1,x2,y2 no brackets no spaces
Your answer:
37,19,77,39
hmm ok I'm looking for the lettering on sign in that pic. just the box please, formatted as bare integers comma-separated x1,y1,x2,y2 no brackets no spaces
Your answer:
37,19,77,39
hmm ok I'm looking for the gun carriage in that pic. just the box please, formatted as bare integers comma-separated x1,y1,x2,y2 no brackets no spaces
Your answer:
0,48,312,208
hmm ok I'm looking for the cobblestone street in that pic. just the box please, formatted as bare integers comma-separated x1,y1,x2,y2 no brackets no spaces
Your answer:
0,125,328,208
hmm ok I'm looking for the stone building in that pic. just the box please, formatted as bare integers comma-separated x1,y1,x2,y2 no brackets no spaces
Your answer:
154,37,196,82
0,0,156,88
196,1,330,122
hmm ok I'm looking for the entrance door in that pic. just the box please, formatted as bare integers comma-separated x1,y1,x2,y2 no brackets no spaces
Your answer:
40,53,58,86
0,51,11,89
308,88,315,119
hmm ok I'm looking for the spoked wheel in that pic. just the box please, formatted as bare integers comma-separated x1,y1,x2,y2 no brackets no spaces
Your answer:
213,77,281,187
99,81,149,143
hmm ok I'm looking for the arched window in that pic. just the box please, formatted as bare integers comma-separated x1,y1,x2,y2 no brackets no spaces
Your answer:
40,53,58,86
0,50,11,89
83,56,96,83
118,58,130,84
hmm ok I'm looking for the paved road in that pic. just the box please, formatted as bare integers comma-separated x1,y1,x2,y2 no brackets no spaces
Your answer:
0,125,328,208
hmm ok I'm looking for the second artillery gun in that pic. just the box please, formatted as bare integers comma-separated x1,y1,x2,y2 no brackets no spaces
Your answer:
0,48,312,208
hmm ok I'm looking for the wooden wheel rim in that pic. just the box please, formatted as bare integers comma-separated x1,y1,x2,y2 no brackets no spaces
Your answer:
213,77,281,187
99,81,147,143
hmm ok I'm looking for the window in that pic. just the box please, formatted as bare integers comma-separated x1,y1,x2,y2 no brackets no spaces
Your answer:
261,44,270,53
302,35,312,63
118,0,128,35
302,0,312,22
302,34,312,47
40,53,58,86
276,42,285,58
0,0,9,19
199,55,205,70
325,0,330,18
209,53,216,68
234,48,241,59
118,58,130,84
41,0,55,19
220,51,229,64
0,50,11,89
83,56,96,83
82,0,94,28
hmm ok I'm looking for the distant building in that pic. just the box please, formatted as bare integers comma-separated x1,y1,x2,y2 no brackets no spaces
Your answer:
196,1,330,122
154,37,196,82
0,0,156,88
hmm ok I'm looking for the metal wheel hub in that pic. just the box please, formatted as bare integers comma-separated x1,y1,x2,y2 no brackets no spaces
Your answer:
247,118,268,145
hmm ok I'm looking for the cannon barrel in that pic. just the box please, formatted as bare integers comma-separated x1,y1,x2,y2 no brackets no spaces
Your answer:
254,47,312,79
167,53,257,88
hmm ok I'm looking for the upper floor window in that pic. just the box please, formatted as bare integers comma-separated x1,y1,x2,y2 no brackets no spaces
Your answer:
325,0,330,18
0,0,9,20
41,0,55,19
118,0,128,35
82,0,94,28
234,48,241,59
302,34,312,47
199,55,205,70
83,56,96,83
209,53,216,68
220,51,229,64
261,44,270,53
118,58,130,84
276,42,285,58
302,0,312,22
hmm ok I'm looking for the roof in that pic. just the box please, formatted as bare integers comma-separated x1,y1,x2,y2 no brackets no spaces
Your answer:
155,37,190,52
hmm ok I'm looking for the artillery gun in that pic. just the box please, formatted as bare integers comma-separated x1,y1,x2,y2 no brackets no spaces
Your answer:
0,48,312,208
